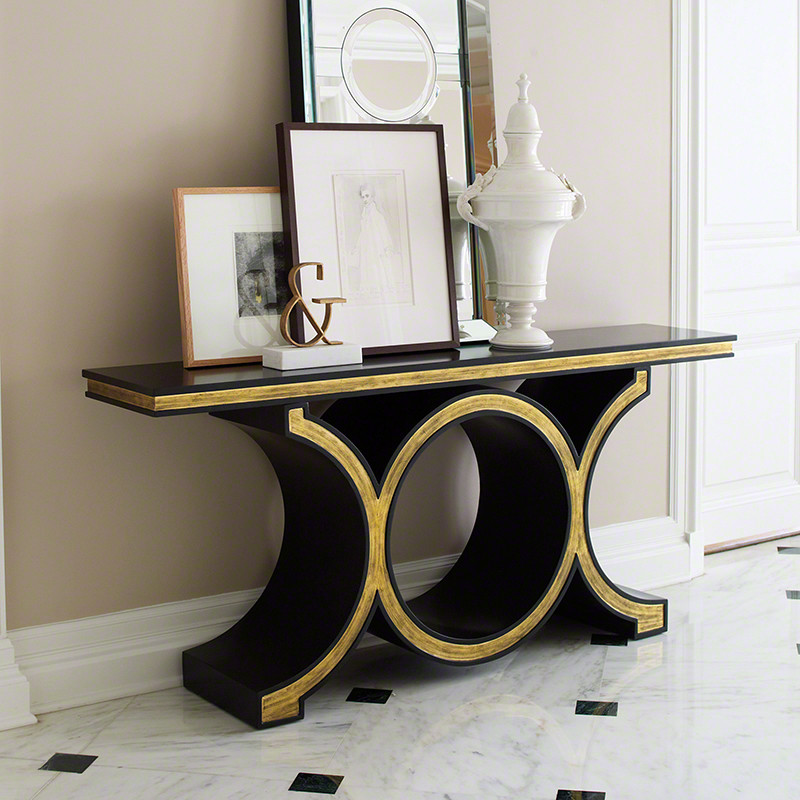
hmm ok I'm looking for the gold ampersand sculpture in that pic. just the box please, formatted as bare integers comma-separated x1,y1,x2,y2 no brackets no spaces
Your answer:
279,262,347,348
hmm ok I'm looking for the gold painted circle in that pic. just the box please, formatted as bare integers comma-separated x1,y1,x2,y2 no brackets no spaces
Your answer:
376,393,582,662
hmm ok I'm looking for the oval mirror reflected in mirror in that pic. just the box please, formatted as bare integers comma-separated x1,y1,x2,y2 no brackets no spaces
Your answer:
342,9,437,122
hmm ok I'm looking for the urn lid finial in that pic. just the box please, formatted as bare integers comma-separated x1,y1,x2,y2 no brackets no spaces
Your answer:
516,73,531,101
504,72,541,134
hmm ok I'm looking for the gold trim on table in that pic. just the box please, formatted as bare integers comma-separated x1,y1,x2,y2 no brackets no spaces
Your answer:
86,340,732,414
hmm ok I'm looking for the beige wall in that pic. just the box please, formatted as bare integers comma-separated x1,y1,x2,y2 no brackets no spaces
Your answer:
0,0,672,630
491,0,673,527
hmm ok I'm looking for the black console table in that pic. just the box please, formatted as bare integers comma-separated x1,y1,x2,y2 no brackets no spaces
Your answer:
83,324,734,729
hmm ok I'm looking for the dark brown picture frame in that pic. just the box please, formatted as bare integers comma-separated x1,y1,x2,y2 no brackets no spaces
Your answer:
277,122,459,356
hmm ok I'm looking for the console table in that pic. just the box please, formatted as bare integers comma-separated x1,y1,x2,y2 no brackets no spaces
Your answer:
83,324,734,729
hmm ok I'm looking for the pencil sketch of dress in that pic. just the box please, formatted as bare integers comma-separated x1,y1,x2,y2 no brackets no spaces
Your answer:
333,171,413,307
351,184,396,291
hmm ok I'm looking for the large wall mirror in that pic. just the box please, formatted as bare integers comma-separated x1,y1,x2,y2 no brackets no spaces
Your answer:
287,0,497,339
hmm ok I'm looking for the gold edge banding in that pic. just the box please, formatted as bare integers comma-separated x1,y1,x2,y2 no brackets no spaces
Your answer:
260,409,380,724
575,371,666,635
86,380,156,412
83,341,730,413
261,582,377,723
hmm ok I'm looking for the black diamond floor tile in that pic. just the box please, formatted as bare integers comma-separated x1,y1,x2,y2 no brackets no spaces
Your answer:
786,590,800,600
778,547,800,554
556,791,606,800
39,753,98,774
575,700,618,717
590,633,628,646
289,773,344,794
346,687,393,704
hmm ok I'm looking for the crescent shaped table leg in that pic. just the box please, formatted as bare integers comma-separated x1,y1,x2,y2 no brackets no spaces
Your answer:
181,406,376,729
551,368,667,638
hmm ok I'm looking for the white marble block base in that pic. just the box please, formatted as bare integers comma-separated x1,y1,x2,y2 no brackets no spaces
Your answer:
262,343,363,371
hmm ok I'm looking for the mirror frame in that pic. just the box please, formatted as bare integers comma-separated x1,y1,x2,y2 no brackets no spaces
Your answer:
285,0,487,323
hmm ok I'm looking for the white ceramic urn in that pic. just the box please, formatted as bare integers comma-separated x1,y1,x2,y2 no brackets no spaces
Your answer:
458,74,586,349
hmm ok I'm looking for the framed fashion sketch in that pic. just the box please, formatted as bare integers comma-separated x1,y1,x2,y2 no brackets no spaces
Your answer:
277,122,459,355
173,187,288,368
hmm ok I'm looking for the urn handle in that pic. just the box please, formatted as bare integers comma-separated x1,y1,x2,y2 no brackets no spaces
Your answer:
558,173,587,220
457,166,497,232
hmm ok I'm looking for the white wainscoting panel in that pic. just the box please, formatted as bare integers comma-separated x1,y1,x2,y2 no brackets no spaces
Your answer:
704,0,799,237
704,243,800,293
8,555,460,715
591,516,689,591
703,340,798,492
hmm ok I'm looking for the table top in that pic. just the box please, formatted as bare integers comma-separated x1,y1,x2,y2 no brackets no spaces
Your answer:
83,324,736,416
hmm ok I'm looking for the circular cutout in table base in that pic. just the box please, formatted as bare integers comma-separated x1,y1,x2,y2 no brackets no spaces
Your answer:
383,404,571,654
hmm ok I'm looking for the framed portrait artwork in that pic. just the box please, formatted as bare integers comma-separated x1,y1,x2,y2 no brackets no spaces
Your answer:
277,122,459,355
173,187,289,367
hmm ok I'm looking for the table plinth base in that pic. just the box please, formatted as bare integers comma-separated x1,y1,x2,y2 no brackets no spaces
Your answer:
183,367,667,728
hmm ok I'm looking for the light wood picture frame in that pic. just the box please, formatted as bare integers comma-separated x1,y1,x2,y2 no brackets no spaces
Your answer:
173,187,287,368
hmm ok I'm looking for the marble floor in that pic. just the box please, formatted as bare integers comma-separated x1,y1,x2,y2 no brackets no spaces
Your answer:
3,536,800,799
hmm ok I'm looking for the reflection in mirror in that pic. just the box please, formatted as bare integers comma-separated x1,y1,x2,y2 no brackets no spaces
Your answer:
466,0,496,175
286,0,496,334
465,0,498,324
350,43,429,111
343,10,438,121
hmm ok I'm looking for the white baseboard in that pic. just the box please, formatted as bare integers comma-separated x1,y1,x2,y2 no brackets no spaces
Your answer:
591,515,690,591
0,637,36,730
7,520,688,718
8,554,457,716
391,554,457,599
703,483,800,548
8,589,265,716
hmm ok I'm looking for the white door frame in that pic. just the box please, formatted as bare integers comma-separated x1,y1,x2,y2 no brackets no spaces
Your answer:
671,0,705,573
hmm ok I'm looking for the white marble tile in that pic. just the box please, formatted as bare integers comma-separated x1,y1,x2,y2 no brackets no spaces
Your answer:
34,765,290,799
710,532,800,570
317,616,600,706
600,656,800,714
0,757,59,800
571,701,800,797
665,535,800,605
329,691,603,797
0,698,132,761
86,687,358,779
498,631,608,708
701,545,800,594
617,572,800,664
313,643,517,708
324,788,525,800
